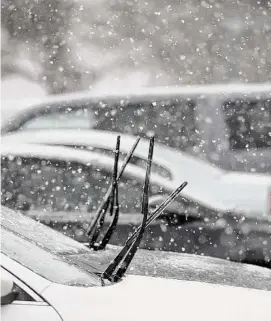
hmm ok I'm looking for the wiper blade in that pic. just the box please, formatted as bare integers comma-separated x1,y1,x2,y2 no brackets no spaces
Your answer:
125,181,188,246
102,136,155,282
87,136,140,249
102,182,187,282
88,135,120,250
101,136,188,283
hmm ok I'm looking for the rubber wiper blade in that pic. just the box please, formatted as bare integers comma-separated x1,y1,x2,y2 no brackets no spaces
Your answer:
125,181,188,246
88,135,120,250
102,182,188,282
102,136,155,282
87,136,140,249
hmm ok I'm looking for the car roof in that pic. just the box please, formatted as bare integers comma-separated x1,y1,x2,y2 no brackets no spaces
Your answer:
2,205,271,291
2,129,224,176
5,82,271,107
2,82,271,129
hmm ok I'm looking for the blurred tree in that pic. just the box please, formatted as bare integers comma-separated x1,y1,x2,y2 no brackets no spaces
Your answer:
74,0,271,85
2,0,271,92
1,0,95,94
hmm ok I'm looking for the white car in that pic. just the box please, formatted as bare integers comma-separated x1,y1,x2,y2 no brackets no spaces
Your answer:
3,129,271,220
1,141,228,215
1,83,271,174
2,141,271,266
2,205,271,321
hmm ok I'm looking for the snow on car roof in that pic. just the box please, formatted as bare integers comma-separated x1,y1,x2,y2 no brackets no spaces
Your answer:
2,128,224,177
2,82,271,128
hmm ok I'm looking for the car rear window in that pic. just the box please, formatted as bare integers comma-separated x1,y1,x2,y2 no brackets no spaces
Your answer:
94,98,199,154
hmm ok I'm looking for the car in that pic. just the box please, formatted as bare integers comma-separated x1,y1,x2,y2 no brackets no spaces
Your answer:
2,205,271,321
3,129,271,220
1,141,271,267
1,83,271,173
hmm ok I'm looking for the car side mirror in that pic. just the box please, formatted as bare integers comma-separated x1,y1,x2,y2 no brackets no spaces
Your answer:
1,271,18,305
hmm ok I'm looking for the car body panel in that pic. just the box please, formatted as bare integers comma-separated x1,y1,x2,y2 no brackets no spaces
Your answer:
1,82,271,175
41,275,271,321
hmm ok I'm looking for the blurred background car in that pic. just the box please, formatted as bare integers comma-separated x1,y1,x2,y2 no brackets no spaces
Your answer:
1,142,271,267
2,84,271,174
3,129,271,219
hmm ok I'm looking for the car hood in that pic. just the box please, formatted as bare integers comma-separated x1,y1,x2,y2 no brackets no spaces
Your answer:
61,245,271,291
42,274,271,321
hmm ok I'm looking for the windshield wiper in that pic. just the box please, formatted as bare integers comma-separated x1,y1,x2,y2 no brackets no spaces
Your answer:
87,136,140,250
102,137,188,282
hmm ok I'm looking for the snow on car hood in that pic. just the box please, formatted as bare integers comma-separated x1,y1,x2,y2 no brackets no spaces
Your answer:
43,274,271,321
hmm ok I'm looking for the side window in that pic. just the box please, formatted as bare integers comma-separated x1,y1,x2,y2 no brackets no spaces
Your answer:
1,156,165,215
1,157,110,213
94,99,200,154
22,108,97,130
13,283,35,302
1,268,35,302
222,99,271,149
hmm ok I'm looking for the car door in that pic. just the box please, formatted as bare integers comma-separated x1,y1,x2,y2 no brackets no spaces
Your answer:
1,268,62,321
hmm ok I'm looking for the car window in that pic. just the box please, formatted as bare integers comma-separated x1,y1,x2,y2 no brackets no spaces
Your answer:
1,266,35,301
94,99,200,154
222,99,271,150
1,156,163,214
13,283,34,301
22,108,96,130
1,156,107,213
1,268,35,301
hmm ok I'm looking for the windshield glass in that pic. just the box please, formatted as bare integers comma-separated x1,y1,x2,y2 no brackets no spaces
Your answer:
2,0,271,282
1,206,101,286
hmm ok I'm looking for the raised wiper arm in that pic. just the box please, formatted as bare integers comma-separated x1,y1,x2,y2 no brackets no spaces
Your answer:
87,136,140,249
102,136,155,282
88,135,120,250
125,181,188,246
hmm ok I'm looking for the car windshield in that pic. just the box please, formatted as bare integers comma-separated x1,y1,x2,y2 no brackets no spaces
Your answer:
2,206,271,292
1,206,102,286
